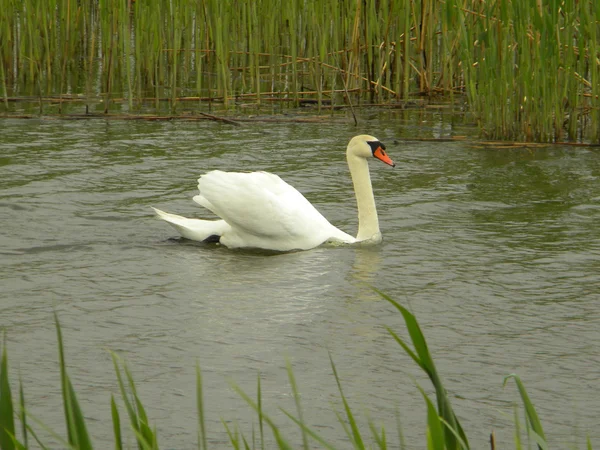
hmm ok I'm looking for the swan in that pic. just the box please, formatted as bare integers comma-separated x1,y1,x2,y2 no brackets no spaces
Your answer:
152,134,394,251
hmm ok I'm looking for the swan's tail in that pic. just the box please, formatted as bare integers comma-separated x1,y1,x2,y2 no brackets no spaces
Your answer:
151,207,229,242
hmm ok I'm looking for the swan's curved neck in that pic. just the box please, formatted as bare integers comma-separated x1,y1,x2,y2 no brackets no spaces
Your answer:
347,152,380,242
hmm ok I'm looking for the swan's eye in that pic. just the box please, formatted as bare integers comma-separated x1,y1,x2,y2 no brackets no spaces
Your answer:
367,140,385,154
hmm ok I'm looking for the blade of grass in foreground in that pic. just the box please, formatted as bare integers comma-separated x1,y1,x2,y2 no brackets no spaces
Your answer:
366,418,386,450
513,406,523,450
196,364,207,450
285,359,309,450
396,408,407,450
376,289,469,450
111,352,158,450
221,420,241,450
504,374,547,450
0,334,16,450
18,378,28,449
230,379,293,450
257,372,264,450
54,313,93,450
279,409,337,450
415,384,445,450
329,353,365,449
22,410,70,449
111,394,123,450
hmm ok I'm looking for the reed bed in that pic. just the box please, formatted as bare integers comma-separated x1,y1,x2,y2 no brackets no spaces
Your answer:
1,292,593,450
0,0,599,142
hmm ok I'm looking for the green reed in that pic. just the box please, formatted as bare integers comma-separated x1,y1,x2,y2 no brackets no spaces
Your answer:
459,0,600,142
1,0,599,142
1,291,591,449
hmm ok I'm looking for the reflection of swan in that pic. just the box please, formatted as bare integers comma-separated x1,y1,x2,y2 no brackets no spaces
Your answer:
152,135,394,251
351,247,383,286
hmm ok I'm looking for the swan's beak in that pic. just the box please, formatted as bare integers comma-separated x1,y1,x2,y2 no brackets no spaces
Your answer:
373,146,395,167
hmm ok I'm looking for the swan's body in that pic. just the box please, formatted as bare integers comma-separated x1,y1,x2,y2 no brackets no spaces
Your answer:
152,135,394,251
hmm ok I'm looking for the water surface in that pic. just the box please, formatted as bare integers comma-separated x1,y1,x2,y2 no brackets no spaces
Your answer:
1,114,599,448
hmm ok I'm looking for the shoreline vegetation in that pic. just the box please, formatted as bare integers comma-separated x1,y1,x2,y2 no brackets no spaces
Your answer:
1,0,599,143
0,292,593,449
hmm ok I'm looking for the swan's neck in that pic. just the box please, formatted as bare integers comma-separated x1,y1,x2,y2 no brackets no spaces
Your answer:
347,153,381,242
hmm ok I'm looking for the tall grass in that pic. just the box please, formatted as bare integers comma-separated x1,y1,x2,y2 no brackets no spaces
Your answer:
1,292,592,449
1,0,598,142
457,0,600,142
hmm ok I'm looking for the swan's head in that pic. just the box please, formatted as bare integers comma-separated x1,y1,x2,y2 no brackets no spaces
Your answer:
348,135,395,167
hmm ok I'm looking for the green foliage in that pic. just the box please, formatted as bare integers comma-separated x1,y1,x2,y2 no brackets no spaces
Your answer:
0,295,594,449
196,364,208,450
329,354,365,449
504,374,548,450
55,314,93,450
110,394,123,450
376,289,469,450
456,0,600,142
0,335,16,450
1,0,598,142
284,360,309,450
230,380,293,449
111,353,158,450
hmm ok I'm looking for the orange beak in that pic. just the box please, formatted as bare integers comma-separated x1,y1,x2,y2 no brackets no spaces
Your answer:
373,146,395,167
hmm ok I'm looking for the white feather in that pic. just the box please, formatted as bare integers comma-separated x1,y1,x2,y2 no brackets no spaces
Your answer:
152,135,393,251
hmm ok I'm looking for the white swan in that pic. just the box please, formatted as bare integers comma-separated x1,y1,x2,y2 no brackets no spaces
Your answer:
152,134,394,251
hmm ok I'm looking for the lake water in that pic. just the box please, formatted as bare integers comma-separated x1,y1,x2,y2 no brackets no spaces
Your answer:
1,112,599,449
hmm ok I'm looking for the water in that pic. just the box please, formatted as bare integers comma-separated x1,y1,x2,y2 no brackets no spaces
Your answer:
1,114,599,448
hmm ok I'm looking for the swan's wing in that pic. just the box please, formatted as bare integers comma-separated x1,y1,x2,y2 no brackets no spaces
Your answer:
192,171,347,242
152,207,230,241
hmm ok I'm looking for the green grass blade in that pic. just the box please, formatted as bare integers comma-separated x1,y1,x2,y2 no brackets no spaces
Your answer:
438,417,470,450
111,353,140,445
377,290,469,449
513,406,523,450
328,353,364,449
366,418,386,450
528,429,549,450
376,290,434,374
221,420,240,450
0,334,16,450
129,426,156,450
196,364,207,450
257,373,264,450
25,423,51,450
111,352,157,450
385,326,425,372
111,394,122,450
23,410,72,449
124,366,157,449
18,378,28,449
426,429,433,450
332,408,352,442
5,431,26,450
284,359,308,450
415,384,444,450
66,380,93,449
279,409,337,450
229,382,293,450
396,408,407,450
54,313,93,450
503,374,546,446
241,434,251,450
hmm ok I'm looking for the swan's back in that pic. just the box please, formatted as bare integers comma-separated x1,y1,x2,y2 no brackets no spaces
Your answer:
192,170,354,250
152,134,393,250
